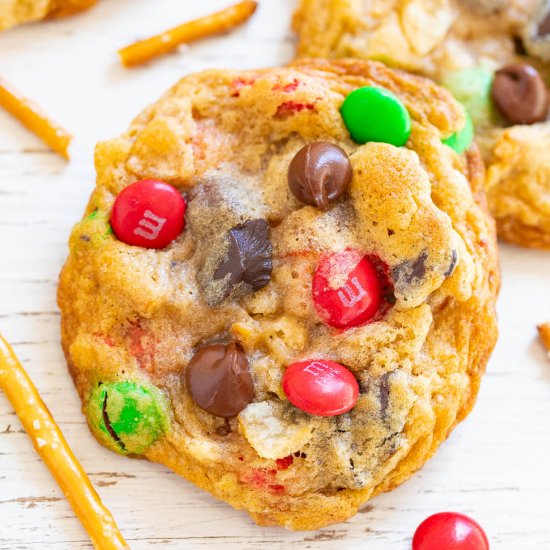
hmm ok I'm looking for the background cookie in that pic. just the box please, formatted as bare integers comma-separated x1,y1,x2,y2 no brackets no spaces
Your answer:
0,0,96,31
294,0,550,250
58,58,498,529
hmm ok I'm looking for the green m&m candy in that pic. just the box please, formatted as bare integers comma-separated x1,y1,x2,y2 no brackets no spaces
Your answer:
441,67,496,129
87,381,170,455
443,110,474,153
340,86,411,147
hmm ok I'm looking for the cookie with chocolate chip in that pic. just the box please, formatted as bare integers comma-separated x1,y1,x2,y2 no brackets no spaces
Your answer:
0,0,96,31
58,59,498,530
294,0,550,249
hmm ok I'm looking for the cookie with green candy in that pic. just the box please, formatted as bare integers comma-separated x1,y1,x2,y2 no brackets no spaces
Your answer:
59,60,499,529
441,67,498,130
87,381,170,455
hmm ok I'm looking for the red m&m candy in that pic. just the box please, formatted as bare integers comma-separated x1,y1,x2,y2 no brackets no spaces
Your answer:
312,249,382,329
282,360,359,416
111,179,186,249
413,512,489,550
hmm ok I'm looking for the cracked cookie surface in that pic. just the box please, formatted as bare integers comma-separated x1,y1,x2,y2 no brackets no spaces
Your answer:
294,0,550,250
58,59,498,530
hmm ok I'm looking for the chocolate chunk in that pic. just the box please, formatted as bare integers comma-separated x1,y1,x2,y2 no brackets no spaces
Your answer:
392,251,428,286
491,64,549,125
288,142,352,211
214,218,273,294
185,342,254,418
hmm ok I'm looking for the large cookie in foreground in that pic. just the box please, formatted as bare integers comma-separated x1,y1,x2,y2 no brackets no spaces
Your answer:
294,0,550,250
58,59,499,530
0,0,96,31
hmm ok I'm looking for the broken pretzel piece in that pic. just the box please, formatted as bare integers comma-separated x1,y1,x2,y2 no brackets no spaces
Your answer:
118,1,258,67
0,77,72,159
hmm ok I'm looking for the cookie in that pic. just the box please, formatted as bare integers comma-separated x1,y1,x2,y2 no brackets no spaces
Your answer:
0,0,96,31
294,0,550,250
58,59,499,530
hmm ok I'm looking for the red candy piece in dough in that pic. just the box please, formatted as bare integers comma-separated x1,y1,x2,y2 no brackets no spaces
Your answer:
282,360,359,416
413,512,489,550
110,179,186,249
312,249,382,329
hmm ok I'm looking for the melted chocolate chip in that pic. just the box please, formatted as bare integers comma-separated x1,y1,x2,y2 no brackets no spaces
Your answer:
288,142,352,211
185,342,254,418
392,251,428,286
491,64,550,125
213,219,273,297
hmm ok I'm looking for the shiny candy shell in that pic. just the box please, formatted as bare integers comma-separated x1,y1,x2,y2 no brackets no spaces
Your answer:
282,360,359,416
340,86,411,146
413,512,489,550
312,249,383,329
87,381,170,455
110,179,186,249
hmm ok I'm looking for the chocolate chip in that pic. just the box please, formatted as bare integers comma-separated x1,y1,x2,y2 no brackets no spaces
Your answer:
288,142,352,211
392,251,428,286
491,64,549,125
213,219,273,295
185,342,254,418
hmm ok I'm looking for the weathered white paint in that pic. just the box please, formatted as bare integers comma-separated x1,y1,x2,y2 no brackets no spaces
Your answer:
0,1,550,548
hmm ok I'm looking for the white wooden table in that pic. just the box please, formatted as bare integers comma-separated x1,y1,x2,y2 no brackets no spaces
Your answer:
1,1,550,548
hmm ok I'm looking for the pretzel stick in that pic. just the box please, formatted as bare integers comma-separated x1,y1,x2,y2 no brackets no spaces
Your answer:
0,333,128,550
118,0,258,67
0,78,72,160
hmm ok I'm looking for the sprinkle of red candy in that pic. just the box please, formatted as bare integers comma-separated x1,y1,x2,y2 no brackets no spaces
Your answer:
272,78,301,93
274,101,316,120
275,455,294,470
110,179,186,249
282,359,359,417
413,512,489,550
312,248,384,329
230,77,256,97
240,468,286,494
